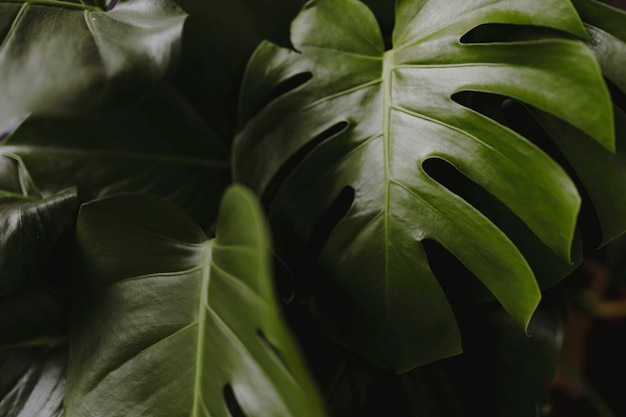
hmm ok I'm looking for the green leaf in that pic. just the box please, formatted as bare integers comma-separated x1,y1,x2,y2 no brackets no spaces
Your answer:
0,346,67,417
234,0,613,370
0,0,187,133
67,186,327,417
1,90,229,226
0,154,77,295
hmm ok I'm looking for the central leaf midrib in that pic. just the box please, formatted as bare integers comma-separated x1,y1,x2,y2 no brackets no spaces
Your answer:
382,50,394,326
190,241,282,416
191,242,212,417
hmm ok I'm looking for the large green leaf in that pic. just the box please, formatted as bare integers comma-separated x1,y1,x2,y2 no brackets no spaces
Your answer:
233,0,614,370
67,186,326,416
1,90,229,226
0,154,77,295
0,0,186,133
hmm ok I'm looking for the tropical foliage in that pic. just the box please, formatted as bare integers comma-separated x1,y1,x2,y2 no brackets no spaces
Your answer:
1,0,625,415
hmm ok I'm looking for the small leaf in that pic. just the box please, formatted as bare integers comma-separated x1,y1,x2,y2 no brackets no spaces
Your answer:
67,186,326,417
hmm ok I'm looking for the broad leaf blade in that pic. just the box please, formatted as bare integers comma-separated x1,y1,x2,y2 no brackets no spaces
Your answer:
0,0,186,132
1,90,228,226
0,155,77,295
234,0,613,370
68,186,326,416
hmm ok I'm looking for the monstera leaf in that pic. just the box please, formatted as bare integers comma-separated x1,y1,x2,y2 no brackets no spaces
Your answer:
67,186,326,417
0,155,77,295
0,0,186,133
234,0,614,370
1,90,229,226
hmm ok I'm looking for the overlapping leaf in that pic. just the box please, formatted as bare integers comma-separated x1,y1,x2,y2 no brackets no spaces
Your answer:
1,91,229,225
0,155,77,295
67,186,326,417
234,0,614,370
533,0,626,246
0,0,186,133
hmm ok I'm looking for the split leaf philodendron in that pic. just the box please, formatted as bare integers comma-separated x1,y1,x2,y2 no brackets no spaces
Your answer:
233,0,613,371
0,0,626,415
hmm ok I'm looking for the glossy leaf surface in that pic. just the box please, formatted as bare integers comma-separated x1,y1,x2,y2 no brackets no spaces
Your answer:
0,155,77,295
234,0,613,370
0,346,67,417
1,91,228,225
0,0,186,133
67,186,326,416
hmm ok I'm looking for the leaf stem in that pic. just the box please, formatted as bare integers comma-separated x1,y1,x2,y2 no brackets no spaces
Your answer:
3,0,103,11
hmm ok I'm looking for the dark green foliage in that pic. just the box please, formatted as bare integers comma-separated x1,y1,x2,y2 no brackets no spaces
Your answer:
1,0,625,415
